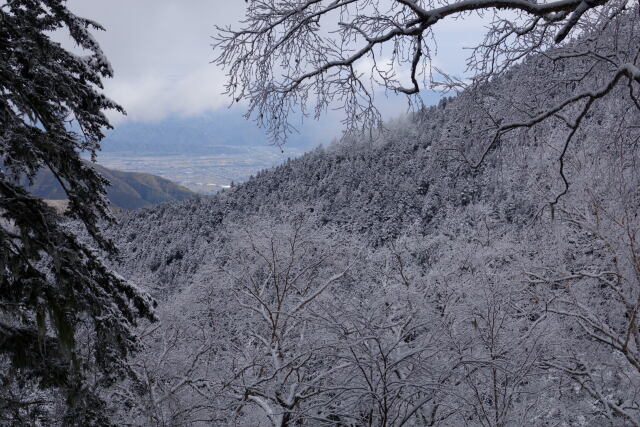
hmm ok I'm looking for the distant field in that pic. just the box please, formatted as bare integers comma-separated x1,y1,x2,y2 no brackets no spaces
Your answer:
96,146,304,194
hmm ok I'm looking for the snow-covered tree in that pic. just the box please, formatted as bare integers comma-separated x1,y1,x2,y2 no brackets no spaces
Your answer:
214,216,354,425
0,1,154,423
527,129,640,424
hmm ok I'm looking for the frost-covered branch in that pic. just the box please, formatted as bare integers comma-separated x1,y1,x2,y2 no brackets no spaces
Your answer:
215,0,617,142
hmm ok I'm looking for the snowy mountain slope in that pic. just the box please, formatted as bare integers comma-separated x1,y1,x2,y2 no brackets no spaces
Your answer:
103,18,640,424
108,88,551,296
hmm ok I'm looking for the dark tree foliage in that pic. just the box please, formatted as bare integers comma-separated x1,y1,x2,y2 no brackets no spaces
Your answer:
0,1,154,423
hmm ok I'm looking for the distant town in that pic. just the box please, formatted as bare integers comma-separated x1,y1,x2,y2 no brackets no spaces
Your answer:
97,145,304,194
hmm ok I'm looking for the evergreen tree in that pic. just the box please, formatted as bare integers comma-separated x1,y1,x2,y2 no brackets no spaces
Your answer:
0,1,154,423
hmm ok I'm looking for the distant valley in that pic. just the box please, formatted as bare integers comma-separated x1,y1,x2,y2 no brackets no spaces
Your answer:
97,111,315,193
96,146,303,195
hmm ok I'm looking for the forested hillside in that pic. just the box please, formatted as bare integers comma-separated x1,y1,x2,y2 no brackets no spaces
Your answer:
27,163,195,209
100,11,640,425
110,101,536,296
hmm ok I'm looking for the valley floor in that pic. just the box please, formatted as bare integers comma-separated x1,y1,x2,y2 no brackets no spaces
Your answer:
97,146,306,194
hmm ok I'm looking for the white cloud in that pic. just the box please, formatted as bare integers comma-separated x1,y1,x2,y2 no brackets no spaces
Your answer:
64,0,245,123
104,64,229,124
61,1,489,126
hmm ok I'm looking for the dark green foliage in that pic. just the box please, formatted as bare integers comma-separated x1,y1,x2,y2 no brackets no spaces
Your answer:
0,1,155,423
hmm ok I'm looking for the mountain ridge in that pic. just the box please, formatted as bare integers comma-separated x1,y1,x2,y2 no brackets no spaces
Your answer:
29,163,196,210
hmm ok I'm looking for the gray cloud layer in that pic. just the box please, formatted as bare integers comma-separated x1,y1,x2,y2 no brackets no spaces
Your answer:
66,0,245,123
64,1,487,128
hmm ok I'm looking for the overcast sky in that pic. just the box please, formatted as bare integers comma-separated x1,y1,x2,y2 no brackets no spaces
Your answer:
64,1,245,124
63,1,487,139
